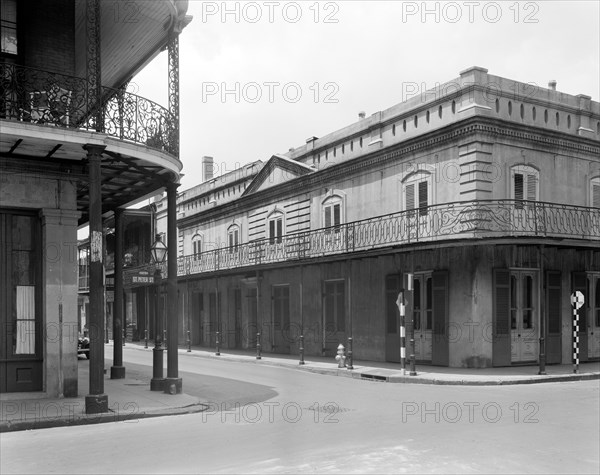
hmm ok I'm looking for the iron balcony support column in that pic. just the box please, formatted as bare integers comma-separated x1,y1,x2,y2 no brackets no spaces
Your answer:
111,208,125,379
167,32,180,157
538,244,547,375
86,0,103,132
84,144,108,414
165,180,182,394
150,268,164,391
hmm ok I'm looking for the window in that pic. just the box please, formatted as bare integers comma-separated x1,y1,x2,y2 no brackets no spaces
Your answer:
403,172,431,216
268,212,283,244
322,195,343,232
1,0,17,55
227,225,240,252
324,280,345,333
511,165,539,205
192,234,202,256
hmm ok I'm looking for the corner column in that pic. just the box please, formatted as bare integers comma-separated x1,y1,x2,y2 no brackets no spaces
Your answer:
165,180,182,394
84,144,108,414
111,208,125,378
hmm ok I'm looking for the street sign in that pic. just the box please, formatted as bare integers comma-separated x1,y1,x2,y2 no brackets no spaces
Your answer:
571,291,584,309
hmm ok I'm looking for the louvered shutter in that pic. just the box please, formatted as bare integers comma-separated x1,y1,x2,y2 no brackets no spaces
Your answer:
324,206,332,228
526,173,538,201
592,181,600,208
493,269,511,366
431,270,449,366
405,183,415,211
333,204,341,227
546,271,562,364
418,181,428,215
514,173,524,200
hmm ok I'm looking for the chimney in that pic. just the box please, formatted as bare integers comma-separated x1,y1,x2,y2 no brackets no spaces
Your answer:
202,156,214,182
358,111,366,120
548,80,557,91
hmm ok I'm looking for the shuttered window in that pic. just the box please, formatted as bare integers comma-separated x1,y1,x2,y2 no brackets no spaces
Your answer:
323,197,342,233
404,174,431,215
512,166,539,205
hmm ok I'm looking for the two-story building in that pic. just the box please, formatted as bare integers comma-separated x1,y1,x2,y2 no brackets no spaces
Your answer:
163,67,599,369
1,0,190,403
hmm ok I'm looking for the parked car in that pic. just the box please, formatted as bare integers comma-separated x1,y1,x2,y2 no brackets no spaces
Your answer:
78,334,90,359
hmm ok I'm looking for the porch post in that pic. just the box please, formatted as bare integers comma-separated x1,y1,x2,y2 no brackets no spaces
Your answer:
111,208,125,378
165,180,182,394
86,0,103,132
167,31,180,157
84,144,108,414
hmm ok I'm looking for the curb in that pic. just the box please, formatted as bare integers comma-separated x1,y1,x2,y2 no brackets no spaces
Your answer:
0,402,209,434
123,344,600,386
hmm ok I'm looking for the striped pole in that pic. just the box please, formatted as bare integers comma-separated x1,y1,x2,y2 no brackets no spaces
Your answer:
571,291,584,374
397,291,406,375
573,307,579,374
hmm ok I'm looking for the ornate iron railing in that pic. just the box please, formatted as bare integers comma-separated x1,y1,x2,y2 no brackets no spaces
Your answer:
177,200,600,277
0,63,177,156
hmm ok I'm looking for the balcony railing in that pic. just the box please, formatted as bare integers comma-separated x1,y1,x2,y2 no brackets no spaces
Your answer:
1,63,177,156
178,200,600,277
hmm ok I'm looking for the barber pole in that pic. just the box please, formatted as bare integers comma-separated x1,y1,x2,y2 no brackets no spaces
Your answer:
571,291,584,374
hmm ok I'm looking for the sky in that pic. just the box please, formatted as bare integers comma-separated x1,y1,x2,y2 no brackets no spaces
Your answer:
131,0,600,193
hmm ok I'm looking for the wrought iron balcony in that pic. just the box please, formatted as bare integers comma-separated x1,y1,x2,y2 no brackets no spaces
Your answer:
177,200,600,277
1,63,177,156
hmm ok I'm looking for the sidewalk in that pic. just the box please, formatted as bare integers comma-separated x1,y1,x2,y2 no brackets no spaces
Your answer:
148,341,600,385
2,341,598,433
0,356,206,433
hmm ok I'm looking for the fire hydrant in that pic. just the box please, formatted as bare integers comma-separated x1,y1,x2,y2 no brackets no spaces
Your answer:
335,344,346,368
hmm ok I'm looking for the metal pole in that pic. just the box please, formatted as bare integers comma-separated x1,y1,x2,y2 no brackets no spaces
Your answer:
150,268,164,391
187,330,191,352
256,332,262,359
144,329,148,349
347,337,354,370
84,143,108,414
299,335,305,365
399,291,406,375
538,244,546,375
573,306,579,374
216,331,221,356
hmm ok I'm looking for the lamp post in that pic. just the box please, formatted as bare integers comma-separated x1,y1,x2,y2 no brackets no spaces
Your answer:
150,234,167,391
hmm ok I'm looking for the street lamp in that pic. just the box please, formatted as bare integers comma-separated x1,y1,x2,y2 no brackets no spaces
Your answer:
150,234,167,391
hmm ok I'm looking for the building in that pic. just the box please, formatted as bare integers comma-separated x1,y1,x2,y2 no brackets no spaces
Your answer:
162,66,599,368
0,0,191,403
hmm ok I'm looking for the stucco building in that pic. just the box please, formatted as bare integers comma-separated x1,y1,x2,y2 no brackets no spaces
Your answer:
160,66,599,369
1,0,190,403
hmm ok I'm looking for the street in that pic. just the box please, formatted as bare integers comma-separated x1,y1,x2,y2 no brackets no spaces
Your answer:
2,347,599,474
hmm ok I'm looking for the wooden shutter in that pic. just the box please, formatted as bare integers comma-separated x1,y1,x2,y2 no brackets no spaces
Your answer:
276,218,282,242
431,270,449,366
493,269,511,366
526,174,537,201
514,173,524,200
592,181,600,208
546,271,562,364
572,272,588,362
405,183,415,211
418,181,428,216
269,220,275,243
333,203,341,227
324,206,332,228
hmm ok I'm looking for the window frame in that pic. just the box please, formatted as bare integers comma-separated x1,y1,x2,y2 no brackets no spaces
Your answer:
510,164,539,205
267,211,284,245
402,170,433,217
321,193,345,233
227,224,240,253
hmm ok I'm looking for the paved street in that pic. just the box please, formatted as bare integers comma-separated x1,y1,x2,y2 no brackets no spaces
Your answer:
2,347,599,474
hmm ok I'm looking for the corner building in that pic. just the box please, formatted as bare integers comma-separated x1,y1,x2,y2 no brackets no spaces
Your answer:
1,0,190,395
169,66,599,368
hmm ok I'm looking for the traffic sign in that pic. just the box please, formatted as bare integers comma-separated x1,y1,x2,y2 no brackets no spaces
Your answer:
571,291,584,309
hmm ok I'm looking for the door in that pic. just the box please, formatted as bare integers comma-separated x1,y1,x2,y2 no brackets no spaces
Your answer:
246,287,258,350
272,285,290,353
208,291,220,347
545,271,562,364
233,288,242,349
413,274,433,362
587,274,600,359
322,280,346,356
191,292,203,345
0,210,43,392
510,271,539,363
385,275,402,362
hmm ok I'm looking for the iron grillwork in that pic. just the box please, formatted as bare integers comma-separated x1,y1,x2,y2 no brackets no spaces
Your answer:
177,200,600,277
1,63,178,156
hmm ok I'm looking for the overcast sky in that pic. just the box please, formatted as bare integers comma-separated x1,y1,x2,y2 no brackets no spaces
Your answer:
132,0,600,192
